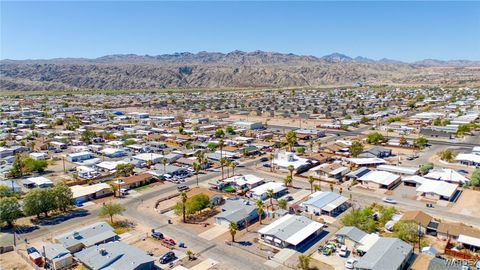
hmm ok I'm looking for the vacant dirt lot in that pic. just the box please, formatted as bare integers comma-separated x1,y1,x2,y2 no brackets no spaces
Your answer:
0,251,33,270
450,189,480,218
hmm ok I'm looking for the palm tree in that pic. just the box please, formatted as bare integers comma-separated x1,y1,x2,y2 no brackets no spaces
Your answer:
180,192,188,223
230,162,237,176
308,176,315,193
225,159,231,178
288,165,295,178
256,200,264,224
218,139,225,159
339,187,343,195
329,183,334,192
162,158,168,174
192,162,201,187
313,184,320,192
220,158,227,179
284,175,293,187
228,222,238,242
278,198,287,210
269,153,274,172
266,189,275,217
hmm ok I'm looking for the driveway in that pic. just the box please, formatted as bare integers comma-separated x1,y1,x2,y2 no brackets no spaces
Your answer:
198,225,228,241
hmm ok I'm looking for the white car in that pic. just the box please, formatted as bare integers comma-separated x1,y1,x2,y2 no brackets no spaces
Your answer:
345,258,357,269
339,245,348,257
382,197,397,204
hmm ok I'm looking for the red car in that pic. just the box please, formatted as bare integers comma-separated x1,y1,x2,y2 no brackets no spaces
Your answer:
162,238,176,246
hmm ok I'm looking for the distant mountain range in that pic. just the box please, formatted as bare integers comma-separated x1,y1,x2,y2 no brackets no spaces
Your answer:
1,51,479,91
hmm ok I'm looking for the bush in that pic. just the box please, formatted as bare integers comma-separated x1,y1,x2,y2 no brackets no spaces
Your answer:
174,193,210,216
366,132,385,144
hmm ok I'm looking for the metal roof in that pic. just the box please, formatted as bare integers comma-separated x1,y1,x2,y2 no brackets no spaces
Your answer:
355,237,412,270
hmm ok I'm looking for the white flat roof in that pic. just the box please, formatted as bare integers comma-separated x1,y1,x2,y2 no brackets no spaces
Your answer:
377,165,418,175
346,157,386,165
71,183,111,199
285,221,324,246
26,176,53,185
359,171,400,186
456,153,480,163
424,169,469,184
416,179,458,198
458,234,480,248
251,182,286,196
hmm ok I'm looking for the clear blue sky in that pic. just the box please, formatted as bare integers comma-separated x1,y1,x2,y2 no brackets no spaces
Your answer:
1,1,479,61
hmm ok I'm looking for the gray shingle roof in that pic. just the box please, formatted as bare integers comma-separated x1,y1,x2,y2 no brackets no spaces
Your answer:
355,237,412,270
55,222,116,249
215,199,256,223
74,242,154,270
335,226,367,243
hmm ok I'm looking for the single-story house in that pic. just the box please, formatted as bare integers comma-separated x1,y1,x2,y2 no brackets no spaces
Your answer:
115,173,156,190
300,191,350,217
100,148,127,158
258,214,324,250
215,199,259,228
400,211,433,234
22,176,54,188
309,163,350,181
223,174,265,191
437,221,480,241
354,237,413,270
95,160,129,172
43,243,74,270
67,151,94,163
273,151,311,170
345,167,371,181
358,171,401,189
424,169,469,184
377,165,418,176
359,147,392,158
54,222,117,253
455,153,480,167
248,182,288,200
132,153,164,165
29,152,48,160
232,121,264,130
74,242,154,270
335,226,368,249
0,179,21,193
70,183,112,204
345,157,387,167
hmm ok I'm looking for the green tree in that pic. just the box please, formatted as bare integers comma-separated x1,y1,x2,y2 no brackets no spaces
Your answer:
413,137,428,149
419,163,434,176
308,176,315,193
278,199,287,210
81,129,96,144
296,147,305,155
115,163,134,177
350,141,364,157
220,158,228,179
437,149,456,162
226,126,235,134
469,169,480,187
256,200,264,224
215,129,225,138
297,255,311,270
23,158,48,173
366,132,385,144
393,221,424,247
266,189,274,213
99,202,125,224
23,188,55,218
53,182,74,212
284,175,293,187
288,165,295,178
228,221,238,242
0,185,13,198
206,142,218,151
341,208,378,233
285,130,297,152
0,197,22,226
123,139,136,146
8,154,24,178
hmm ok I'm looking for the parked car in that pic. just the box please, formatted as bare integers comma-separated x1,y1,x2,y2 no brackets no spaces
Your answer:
338,245,348,257
151,229,164,240
319,242,336,255
162,237,176,246
159,251,176,264
345,258,357,269
177,185,189,192
263,163,271,168
382,197,397,204
260,157,269,162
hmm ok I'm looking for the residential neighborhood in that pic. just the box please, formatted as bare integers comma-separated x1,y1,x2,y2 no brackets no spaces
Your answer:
0,87,480,270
